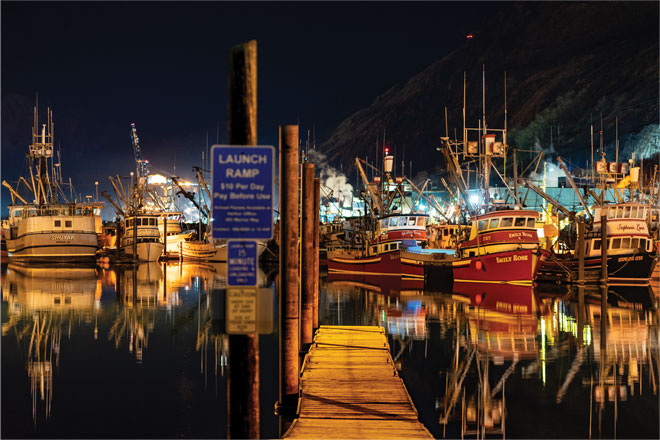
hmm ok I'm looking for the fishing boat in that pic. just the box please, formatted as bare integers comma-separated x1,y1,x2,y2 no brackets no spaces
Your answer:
158,211,195,258
120,213,164,262
1,104,102,262
451,208,546,285
327,212,428,281
537,202,657,284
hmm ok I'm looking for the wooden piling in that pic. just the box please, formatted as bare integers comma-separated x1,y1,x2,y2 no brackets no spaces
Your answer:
227,39,260,440
313,177,320,330
301,163,315,344
115,218,121,260
279,124,300,412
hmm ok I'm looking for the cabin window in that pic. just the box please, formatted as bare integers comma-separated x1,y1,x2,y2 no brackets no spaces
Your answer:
514,217,526,227
64,297,71,305
469,251,476,257
489,219,499,229
372,246,377,253
616,207,624,219
54,297,61,305
631,238,639,249
406,217,414,226
443,229,449,237
526,218,535,227
416,217,426,226
647,240,652,251
149,218,155,226
593,239,601,250
624,206,631,218
612,238,621,249
630,207,637,218
389,217,398,227
500,217,513,227
381,219,388,228
639,208,646,219
54,220,61,227
478,220,488,231
65,220,72,228
621,238,630,249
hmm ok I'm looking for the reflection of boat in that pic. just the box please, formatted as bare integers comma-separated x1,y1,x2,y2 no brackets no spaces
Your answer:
454,283,539,360
2,263,99,424
327,271,424,296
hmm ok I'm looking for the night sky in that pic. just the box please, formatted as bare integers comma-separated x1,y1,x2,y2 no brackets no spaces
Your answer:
2,1,504,218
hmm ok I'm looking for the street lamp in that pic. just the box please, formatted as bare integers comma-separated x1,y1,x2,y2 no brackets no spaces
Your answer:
95,181,99,202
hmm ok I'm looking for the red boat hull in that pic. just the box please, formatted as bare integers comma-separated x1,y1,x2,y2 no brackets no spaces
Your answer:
452,249,542,285
327,250,424,281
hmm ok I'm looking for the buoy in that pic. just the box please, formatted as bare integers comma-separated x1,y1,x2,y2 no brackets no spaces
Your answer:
475,260,483,271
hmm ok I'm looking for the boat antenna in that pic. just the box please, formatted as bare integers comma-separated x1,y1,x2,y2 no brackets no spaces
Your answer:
615,115,619,164
590,114,594,181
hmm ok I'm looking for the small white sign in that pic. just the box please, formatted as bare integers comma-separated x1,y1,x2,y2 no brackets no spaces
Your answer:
226,287,257,334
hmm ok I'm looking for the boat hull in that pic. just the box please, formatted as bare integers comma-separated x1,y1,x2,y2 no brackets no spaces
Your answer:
537,250,658,285
327,250,424,281
452,249,541,286
120,242,164,262
180,241,216,260
6,231,98,262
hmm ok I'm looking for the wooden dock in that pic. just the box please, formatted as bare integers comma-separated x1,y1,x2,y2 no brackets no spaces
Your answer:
283,325,433,439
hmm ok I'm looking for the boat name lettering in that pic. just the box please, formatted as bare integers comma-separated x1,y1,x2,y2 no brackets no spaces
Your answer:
51,234,74,241
617,255,643,262
496,254,528,263
615,224,646,232
508,232,534,239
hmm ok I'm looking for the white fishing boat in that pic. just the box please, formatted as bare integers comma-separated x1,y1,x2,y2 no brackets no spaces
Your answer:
120,213,164,262
1,104,103,262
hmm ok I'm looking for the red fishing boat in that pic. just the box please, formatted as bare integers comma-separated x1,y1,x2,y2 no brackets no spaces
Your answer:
452,208,546,285
327,212,428,282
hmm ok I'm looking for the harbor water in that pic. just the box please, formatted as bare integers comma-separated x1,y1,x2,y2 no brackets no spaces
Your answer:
2,263,658,438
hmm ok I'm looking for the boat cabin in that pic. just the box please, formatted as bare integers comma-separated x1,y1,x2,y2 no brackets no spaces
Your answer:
459,209,540,258
370,213,428,255
582,203,653,257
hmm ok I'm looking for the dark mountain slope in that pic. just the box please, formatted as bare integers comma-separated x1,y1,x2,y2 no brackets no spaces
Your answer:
320,1,659,174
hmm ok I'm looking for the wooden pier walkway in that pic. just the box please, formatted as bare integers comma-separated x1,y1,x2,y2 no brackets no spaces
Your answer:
283,325,433,439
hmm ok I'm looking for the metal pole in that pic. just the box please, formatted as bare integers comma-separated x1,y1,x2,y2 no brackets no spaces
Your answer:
132,215,137,263
163,214,167,260
313,177,320,330
577,217,585,344
301,163,315,344
600,213,608,356
279,125,300,414
227,39,259,440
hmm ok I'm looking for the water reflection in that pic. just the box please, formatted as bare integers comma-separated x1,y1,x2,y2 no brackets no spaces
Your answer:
322,274,659,439
1,261,277,438
2,263,100,425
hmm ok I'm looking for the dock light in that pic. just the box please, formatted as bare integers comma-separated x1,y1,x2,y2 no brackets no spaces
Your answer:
469,194,480,205
384,147,389,155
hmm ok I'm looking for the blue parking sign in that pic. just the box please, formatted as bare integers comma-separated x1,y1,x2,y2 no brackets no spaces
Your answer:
212,145,274,239
227,240,258,286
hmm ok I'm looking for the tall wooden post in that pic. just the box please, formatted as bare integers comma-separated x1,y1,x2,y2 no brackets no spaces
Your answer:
227,39,260,440
313,177,321,330
600,213,608,355
301,163,315,344
279,125,300,413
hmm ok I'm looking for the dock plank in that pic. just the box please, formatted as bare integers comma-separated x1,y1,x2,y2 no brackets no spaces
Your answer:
283,325,433,439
